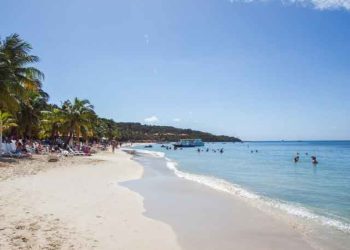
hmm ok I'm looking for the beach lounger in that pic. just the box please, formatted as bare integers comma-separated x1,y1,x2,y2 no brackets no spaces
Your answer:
59,148,74,157
67,146,85,156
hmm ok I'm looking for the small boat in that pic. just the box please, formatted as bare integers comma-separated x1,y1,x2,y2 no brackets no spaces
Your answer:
144,145,153,148
173,139,204,148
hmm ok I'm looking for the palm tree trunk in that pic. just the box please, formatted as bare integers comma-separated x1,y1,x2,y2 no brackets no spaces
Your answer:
65,122,74,147
66,130,74,147
50,125,56,150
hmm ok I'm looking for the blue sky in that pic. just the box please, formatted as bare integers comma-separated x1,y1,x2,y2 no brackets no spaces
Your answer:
1,0,350,140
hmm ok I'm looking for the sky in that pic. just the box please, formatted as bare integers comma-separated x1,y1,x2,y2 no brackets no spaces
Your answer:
1,0,350,140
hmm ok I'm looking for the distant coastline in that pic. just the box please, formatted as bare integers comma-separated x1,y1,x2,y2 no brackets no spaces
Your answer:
116,122,241,142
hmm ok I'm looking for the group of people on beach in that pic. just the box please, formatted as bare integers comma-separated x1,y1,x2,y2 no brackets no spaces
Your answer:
1,138,50,158
0,136,108,159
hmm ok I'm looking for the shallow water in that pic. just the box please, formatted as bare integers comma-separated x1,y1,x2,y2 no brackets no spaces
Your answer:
123,156,318,250
133,141,350,233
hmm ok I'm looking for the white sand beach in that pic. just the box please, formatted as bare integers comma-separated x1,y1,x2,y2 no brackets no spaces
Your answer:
0,151,180,249
0,150,345,250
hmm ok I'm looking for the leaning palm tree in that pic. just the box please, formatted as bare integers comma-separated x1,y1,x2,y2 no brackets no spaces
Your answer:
0,111,17,155
61,98,96,145
0,33,44,112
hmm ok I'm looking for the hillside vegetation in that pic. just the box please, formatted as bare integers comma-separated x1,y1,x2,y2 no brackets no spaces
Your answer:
116,122,241,142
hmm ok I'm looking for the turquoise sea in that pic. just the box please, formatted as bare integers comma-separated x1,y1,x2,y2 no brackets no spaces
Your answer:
134,141,350,232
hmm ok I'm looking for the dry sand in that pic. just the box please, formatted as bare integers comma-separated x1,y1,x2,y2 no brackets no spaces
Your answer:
0,151,180,249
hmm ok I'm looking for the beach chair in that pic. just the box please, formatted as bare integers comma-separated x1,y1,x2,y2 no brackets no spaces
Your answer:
67,146,85,156
59,148,74,157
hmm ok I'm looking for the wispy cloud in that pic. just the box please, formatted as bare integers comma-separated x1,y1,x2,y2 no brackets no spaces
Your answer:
144,115,159,124
173,118,181,122
228,0,350,10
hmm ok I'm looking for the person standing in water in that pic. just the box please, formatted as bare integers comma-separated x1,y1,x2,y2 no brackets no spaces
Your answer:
294,155,300,163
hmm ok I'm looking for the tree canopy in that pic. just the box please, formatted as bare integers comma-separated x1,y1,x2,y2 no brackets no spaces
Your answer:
0,33,240,144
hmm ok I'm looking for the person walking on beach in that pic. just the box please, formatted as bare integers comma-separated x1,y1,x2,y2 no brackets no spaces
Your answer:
111,140,116,153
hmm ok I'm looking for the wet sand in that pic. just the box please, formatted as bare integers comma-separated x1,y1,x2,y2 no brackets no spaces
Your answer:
123,155,330,250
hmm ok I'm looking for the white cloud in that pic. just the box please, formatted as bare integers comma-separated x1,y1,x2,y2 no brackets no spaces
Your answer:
173,118,181,122
228,0,350,10
144,115,159,124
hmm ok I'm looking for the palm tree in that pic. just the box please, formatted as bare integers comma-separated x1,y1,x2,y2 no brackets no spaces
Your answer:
0,111,17,155
61,98,96,145
0,33,44,112
17,89,49,138
40,106,65,145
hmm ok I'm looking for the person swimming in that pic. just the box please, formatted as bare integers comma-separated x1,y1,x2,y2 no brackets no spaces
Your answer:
197,148,201,153
220,148,224,154
311,156,318,164
294,155,300,163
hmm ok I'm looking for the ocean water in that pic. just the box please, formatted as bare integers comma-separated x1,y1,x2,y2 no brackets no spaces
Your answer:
133,141,350,233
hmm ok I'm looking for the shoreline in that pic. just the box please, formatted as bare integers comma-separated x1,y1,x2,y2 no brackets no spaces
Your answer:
163,157,350,234
1,149,349,249
125,147,350,232
123,149,350,250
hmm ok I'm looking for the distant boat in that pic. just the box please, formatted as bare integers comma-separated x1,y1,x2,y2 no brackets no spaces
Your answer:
144,145,153,148
173,139,204,148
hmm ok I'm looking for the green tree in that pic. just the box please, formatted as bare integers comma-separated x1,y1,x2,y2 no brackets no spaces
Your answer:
0,34,44,113
17,89,49,138
40,105,64,144
61,98,96,145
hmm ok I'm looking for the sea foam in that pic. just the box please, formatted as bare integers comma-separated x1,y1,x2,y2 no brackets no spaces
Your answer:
164,157,350,233
131,148,350,233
